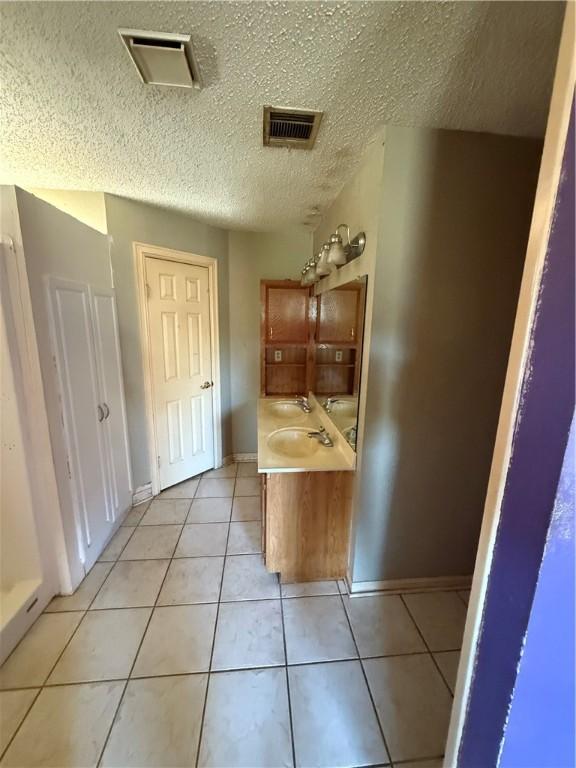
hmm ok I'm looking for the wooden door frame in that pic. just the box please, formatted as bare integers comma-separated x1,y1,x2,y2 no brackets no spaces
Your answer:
444,6,574,764
134,242,222,496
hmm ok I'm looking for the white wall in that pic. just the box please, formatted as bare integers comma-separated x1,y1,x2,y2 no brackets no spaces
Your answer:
25,188,107,233
228,228,312,454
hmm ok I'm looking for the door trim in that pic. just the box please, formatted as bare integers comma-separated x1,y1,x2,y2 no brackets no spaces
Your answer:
134,242,222,496
443,6,575,765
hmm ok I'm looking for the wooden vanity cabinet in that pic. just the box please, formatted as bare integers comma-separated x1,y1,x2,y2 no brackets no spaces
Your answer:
261,470,354,583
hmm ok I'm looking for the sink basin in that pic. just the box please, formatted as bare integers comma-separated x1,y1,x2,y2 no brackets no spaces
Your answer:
267,427,320,458
266,400,306,420
328,400,357,418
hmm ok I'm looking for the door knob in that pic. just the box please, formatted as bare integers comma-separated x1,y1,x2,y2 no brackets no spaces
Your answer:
97,404,105,422
200,381,213,389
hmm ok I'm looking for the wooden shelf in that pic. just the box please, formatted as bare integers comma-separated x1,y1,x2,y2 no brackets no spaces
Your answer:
265,363,306,368
316,363,355,367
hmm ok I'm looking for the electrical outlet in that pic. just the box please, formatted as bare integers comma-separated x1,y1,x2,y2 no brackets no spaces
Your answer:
335,350,343,362
274,350,282,362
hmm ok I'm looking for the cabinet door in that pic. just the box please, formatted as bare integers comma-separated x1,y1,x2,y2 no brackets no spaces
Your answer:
317,288,359,343
91,288,132,519
47,277,112,570
266,287,309,342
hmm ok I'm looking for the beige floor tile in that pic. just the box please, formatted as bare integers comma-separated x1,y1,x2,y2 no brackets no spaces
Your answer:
364,654,453,762
289,660,388,768
91,560,169,609
187,497,232,523
212,600,284,671
132,604,217,677
48,608,151,684
119,525,181,560
175,523,229,557
283,595,357,664
0,681,123,767
227,522,262,554
0,613,83,689
281,581,339,598
140,499,190,525
344,594,426,657
231,496,261,522
203,464,237,479
45,562,113,612
221,555,279,602
158,477,200,499
0,689,39,755
236,461,258,477
158,557,224,605
234,477,260,497
122,503,149,527
403,592,467,651
101,674,207,768
433,650,460,694
98,527,133,562
198,668,292,768
196,478,235,498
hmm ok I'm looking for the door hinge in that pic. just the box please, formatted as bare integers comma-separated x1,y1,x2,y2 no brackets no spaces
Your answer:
146,283,151,299
157,455,161,469
66,457,72,480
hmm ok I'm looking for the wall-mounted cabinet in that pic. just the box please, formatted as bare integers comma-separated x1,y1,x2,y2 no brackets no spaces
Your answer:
260,278,366,398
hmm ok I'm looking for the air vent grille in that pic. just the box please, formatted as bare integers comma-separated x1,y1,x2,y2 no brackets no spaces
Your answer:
263,106,323,150
118,28,202,90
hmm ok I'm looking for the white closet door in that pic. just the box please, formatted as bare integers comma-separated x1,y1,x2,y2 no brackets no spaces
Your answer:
91,288,132,517
47,277,112,570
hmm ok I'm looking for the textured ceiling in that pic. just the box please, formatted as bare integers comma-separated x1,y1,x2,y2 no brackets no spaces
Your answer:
0,1,564,230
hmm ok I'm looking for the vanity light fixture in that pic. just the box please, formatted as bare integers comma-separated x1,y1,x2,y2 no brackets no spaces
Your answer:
315,243,332,277
327,224,366,266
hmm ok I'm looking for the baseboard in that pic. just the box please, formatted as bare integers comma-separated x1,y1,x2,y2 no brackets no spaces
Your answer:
132,483,153,506
348,574,472,597
230,453,258,463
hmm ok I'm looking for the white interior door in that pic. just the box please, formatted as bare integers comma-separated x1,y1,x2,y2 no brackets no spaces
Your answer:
145,257,214,489
91,288,133,517
47,277,112,570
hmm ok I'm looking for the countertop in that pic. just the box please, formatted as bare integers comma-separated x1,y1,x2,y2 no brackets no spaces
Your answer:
257,393,356,473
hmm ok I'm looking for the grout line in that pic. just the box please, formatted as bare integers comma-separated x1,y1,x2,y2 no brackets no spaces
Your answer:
337,592,394,765
95,517,187,767
0,685,42,761
194,478,235,768
279,588,297,768
399,595,456,699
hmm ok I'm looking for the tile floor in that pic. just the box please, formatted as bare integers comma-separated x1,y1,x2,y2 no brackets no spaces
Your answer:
0,460,469,768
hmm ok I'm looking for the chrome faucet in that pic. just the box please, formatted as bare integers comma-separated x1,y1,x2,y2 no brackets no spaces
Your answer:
295,395,312,413
307,426,334,447
322,396,341,413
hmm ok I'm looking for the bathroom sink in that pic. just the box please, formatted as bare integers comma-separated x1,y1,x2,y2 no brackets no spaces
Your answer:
328,400,357,418
266,401,306,421
267,427,320,459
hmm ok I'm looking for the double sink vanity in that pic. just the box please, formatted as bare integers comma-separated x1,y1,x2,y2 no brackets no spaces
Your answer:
257,393,359,584
257,275,367,584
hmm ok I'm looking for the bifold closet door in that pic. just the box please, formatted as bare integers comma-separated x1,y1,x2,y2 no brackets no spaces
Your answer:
47,277,113,571
91,288,132,518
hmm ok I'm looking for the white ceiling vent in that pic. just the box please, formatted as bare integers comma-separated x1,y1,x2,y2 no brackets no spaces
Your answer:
263,106,323,150
118,29,202,90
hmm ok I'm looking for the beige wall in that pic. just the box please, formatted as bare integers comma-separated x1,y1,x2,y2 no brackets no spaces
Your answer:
228,228,312,454
104,195,231,489
25,189,107,233
314,126,542,584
